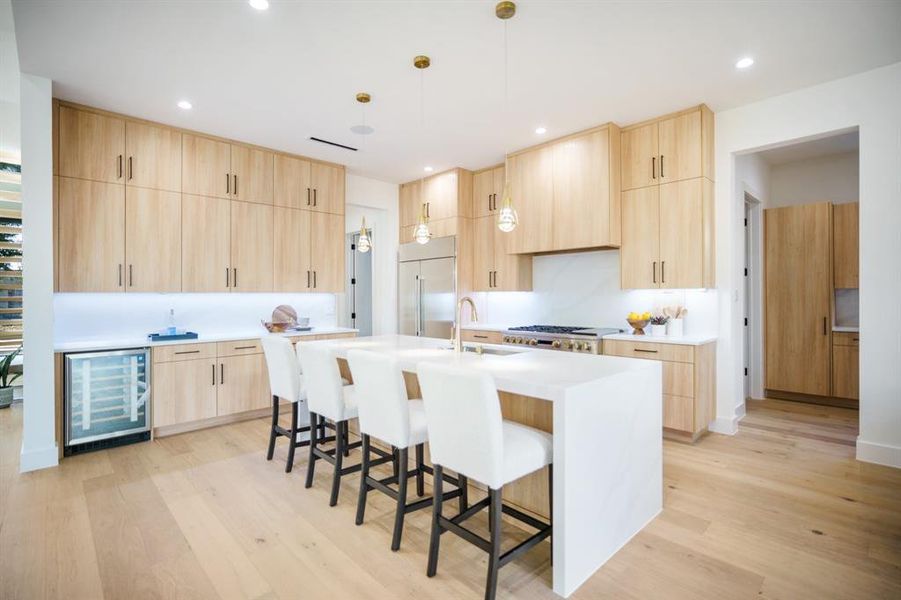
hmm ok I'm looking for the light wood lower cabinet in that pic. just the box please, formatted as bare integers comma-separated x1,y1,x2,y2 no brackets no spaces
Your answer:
217,354,270,416
460,329,504,344
832,332,859,400
152,359,218,428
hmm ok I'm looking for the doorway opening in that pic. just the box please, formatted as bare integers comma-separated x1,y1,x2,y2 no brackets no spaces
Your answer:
346,229,373,337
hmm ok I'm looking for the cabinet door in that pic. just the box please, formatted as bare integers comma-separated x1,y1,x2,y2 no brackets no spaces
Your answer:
399,181,422,227
658,179,704,289
125,121,182,191
494,216,532,292
231,145,273,205
833,202,859,288
509,146,554,254
230,201,274,292
58,106,125,184
663,394,694,432
552,129,614,251
309,212,345,292
125,187,182,292
423,170,458,221
621,122,658,191
832,344,859,400
274,207,313,291
310,163,345,214
471,216,496,291
152,359,218,427
57,177,125,292
473,170,495,218
182,194,231,292
217,354,270,416
658,110,702,183
765,203,832,396
182,134,231,199
274,155,312,209
620,186,660,289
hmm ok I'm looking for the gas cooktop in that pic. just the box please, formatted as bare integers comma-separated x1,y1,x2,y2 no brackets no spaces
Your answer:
506,325,622,337
503,325,624,353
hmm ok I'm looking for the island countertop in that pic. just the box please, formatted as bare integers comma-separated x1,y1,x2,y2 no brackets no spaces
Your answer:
311,334,659,402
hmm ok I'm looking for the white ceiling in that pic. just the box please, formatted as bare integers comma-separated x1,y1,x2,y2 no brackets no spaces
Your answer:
756,130,859,165
11,0,901,183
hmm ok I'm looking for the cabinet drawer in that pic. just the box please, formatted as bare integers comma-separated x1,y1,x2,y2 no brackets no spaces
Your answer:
663,361,694,397
604,339,694,364
153,342,217,363
217,340,263,357
663,394,694,432
833,332,859,347
462,329,504,344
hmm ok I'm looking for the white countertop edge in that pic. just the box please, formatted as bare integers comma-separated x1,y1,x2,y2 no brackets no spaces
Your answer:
832,326,859,333
603,332,717,346
53,327,359,353
459,323,511,332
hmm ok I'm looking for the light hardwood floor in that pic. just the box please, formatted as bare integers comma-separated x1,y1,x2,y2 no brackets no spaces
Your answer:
1,399,899,599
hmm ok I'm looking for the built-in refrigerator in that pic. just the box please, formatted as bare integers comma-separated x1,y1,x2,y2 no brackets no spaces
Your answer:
398,236,456,339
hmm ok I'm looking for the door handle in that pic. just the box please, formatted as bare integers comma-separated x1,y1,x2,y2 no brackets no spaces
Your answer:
128,264,133,287
118,154,123,179
823,317,827,336
661,261,665,284
226,173,230,195
307,270,311,288
313,271,317,288
660,155,664,178
652,261,657,284
233,268,237,288
220,363,224,385
307,188,311,206
233,174,238,196
212,364,216,386
633,348,658,354
118,264,123,287
651,156,656,180
226,268,230,288
128,156,133,180
313,188,317,207
488,271,492,288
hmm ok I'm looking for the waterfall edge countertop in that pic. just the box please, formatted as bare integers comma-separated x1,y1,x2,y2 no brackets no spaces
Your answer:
312,334,663,598
53,327,359,353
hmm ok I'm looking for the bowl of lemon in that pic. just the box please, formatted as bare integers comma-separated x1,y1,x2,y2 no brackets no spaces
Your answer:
626,311,651,335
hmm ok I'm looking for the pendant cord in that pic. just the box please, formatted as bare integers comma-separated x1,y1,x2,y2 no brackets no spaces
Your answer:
419,67,426,218
503,20,510,180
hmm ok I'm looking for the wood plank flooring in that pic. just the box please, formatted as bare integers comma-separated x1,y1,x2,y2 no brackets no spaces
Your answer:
1,398,899,599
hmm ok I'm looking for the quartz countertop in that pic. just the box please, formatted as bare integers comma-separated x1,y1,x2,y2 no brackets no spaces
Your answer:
832,326,859,333
603,332,717,346
53,327,358,353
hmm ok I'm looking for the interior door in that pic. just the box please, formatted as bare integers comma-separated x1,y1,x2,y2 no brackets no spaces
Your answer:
764,203,832,395
182,194,231,292
230,201,274,292
125,187,182,292
658,179,703,288
182,134,231,199
230,145,274,205
419,257,455,339
658,110,702,183
125,121,182,192
273,207,312,291
620,186,660,289
398,261,421,336
621,122,658,191
58,106,125,184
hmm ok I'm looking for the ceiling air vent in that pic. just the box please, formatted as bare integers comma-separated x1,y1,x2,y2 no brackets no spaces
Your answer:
309,137,358,151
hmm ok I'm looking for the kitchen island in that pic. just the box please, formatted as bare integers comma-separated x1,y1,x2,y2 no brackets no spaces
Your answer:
311,334,662,598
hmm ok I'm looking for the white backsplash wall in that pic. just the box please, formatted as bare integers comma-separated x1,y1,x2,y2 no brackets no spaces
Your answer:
474,250,717,335
54,293,338,342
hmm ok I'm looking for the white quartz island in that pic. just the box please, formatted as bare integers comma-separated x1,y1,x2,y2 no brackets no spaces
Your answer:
311,334,663,597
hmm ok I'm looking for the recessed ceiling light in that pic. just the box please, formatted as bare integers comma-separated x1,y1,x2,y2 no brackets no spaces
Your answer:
248,0,269,10
177,100,192,110
735,57,754,70
535,126,547,135
424,166,434,172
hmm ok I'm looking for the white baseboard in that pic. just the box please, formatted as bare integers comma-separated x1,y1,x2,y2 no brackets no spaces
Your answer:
19,443,59,473
708,402,746,435
856,438,901,469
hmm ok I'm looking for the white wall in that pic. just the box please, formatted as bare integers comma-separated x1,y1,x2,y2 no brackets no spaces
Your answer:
20,73,57,472
714,62,901,468
768,151,859,207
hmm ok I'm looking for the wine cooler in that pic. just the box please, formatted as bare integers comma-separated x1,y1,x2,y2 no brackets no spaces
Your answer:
64,348,151,455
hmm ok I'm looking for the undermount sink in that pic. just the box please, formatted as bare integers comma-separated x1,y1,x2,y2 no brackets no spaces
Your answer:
439,344,522,356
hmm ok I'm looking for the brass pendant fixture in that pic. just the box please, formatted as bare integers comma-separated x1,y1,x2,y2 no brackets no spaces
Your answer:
496,1,518,233
413,54,432,244
357,216,372,253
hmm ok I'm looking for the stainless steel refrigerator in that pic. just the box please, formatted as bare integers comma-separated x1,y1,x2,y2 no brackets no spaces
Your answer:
398,236,456,338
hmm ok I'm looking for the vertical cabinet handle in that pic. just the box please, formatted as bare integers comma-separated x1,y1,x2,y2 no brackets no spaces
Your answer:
233,268,237,288
823,317,827,335
233,174,238,197
313,271,317,288
226,268,230,288
488,271,492,288
307,270,311,288
128,156,133,180
212,364,216,386
220,363,224,385
651,156,656,180
118,264,123,287
226,173,230,195
661,261,665,284
660,155,664,178
307,188,311,206
313,188,317,207
128,264,133,287
652,261,657,284
118,154,123,179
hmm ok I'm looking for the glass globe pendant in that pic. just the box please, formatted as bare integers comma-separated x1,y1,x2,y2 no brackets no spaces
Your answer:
413,203,431,244
495,2,518,234
496,180,518,233
357,216,372,253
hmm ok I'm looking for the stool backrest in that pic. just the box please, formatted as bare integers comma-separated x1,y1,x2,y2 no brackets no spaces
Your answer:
417,362,504,489
260,336,301,403
347,349,411,448
297,342,346,421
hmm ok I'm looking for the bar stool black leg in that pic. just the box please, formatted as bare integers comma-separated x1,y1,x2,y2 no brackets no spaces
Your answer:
317,414,325,440
342,421,350,457
305,411,318,488
458,474,469,513
391,447,409,551
426,464,444,577
485,487,502,600
285,402,299,473
415,443,425,497
355,434,371,525
391,446,399,482
266,395,279,461
548,464,553,566
329,419,345,506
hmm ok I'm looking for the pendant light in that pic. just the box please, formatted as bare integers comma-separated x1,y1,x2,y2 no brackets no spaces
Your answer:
496,1,518,233
413,55,432,244
354,92,373,253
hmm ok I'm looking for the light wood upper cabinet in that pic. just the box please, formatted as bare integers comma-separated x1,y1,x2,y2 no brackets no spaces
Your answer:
230,145,273,205
658,110,702,183
182,194,231,293
470,215,531,292
125,188,182,292
230,201,274,292
509,145,554,254
621,122,658,191
399,181,422,229
182,134,231,199
273,207,313,291
58,106,125,184
152,358,218,427
621,186,660,289
310,162,345,214
310,212,345,292
473,166,504,217
274,155,313,209
125,121,182,192
217,354,270,416
659,179,704,289
398,168,471,237
423,170,459,221
472,216,496,291
833,202,859,288
57,177,125,292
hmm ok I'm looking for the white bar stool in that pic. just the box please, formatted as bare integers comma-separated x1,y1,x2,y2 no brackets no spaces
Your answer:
417,362,553,600
347,349,465,551
260,336,314,473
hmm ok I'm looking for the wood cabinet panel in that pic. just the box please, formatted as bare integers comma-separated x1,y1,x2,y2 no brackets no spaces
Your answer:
274,155,312,209
399,181,421,227
621,122,657,191
230,145,273,205
833,332,859,346
663,394,694,432
152,359,218,428
603,339,694,363
153,342,217,364
310,162,345,214
182,134,230,199
230,201,273,292
182,194,231,292
493,216,532,291
273,207,312,292
423,170,458,221
473,169,495,218
663,361,694,397
310,211,344,292
216,340,263,357
832,344,859,400
509,145,554,254
57,177,125,292
658,110,702,183
472,215,495,291
58,106,125,184
125,121,182,191
125,187,182,292
461,329,504,344
217,354,270,416
765,203,832,396
833,202,858,288
659,179,704,289
620,186,660,289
